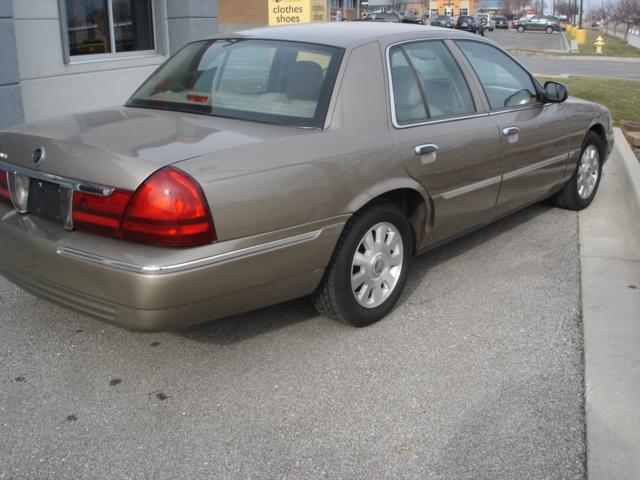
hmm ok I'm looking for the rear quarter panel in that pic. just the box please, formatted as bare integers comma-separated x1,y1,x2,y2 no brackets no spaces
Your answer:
177,41,426,242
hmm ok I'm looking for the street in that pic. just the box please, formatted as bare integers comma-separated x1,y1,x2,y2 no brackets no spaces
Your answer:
1,204,585,479
486,27,568,51
485,27,640,80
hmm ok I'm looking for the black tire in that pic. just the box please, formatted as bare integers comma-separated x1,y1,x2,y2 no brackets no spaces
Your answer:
546,26,553,33
553,131,604,210
312,202,413,327
517,25,525,32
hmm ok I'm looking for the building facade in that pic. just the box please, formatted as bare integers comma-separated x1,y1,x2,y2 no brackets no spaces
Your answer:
429,0,479,16
0,0,219,130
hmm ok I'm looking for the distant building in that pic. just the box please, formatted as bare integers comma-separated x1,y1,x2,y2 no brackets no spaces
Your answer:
428,0,479,17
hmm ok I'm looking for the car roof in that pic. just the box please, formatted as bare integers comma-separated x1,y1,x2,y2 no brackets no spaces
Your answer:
211,22,483,49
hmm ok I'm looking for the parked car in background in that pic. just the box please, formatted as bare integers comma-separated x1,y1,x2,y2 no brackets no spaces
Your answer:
512,16,530,29
359,11,402,22
475,13,495,31
0,23,613,332
517,16,561,33
495,15,509,28
455,15,480,33
401,8,428,24
431,15,455,28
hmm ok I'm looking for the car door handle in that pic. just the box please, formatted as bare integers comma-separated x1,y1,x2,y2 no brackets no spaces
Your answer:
502,127,520,136
414,144,438,156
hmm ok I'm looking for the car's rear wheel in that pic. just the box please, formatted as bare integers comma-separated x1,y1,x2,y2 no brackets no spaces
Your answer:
517,25,525,32
553,131,603,210
546,26,553,33
312,202,412,327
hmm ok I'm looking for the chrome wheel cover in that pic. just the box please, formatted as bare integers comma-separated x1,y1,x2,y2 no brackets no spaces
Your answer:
350,222,404,309
577,145,600,200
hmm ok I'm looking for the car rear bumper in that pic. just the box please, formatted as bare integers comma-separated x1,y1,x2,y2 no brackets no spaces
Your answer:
0,205,346,331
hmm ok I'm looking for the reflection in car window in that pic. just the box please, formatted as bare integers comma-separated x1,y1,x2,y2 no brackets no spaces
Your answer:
402,41,476,119
390,49,428,125
127,39,343,128
390,41,475,124
456,41,538,110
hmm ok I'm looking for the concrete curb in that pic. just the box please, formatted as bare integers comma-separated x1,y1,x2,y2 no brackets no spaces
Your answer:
580,128,640,480
561,31,570,51
515,53,640,62
614,128,640,222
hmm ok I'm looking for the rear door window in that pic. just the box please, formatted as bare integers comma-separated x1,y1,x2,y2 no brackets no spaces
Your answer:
389,40,476,125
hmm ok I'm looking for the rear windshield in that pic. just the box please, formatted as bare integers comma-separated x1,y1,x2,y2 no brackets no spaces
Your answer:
127,39,344,128
459,16,474,21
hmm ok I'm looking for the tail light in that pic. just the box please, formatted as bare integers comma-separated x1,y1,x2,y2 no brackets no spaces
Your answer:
0,169,11,206
120,167,215,247
72,167,215,247
73,189,133,237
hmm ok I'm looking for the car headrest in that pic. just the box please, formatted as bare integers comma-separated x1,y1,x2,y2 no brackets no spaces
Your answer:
392,66,422,109
286,61,323,101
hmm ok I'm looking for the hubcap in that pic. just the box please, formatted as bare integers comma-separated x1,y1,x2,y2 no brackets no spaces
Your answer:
577,145,600,200
351,222,404,309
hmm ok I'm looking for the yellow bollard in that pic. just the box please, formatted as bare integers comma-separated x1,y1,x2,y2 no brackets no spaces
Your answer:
594,35,605,54
576,28,586,44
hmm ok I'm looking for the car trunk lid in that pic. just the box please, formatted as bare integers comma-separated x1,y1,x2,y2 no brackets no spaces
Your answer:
0,106,304,191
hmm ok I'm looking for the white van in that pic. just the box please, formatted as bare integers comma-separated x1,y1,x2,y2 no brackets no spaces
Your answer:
475,13,495,31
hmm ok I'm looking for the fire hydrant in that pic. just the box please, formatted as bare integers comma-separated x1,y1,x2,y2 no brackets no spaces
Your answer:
594,35,605,54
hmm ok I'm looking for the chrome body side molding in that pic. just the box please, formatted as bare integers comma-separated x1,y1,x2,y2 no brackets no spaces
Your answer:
57,229,323,275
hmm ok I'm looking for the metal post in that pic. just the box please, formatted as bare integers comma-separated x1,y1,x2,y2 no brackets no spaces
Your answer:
343,0,347,20
578,0,583,28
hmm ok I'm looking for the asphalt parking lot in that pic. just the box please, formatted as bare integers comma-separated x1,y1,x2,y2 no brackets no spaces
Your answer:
1,204,586,479
485,26,568,51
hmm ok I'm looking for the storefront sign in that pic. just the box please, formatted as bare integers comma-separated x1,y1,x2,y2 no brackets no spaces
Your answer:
268,0,327,26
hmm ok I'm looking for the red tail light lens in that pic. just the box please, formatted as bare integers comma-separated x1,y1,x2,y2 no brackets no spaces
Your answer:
0,169,11,206
120,167,215,247
73,189,133,237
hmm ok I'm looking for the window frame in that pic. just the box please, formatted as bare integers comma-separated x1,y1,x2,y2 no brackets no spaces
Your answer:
386,39,483,129
453,39,544,113
58,0,164,64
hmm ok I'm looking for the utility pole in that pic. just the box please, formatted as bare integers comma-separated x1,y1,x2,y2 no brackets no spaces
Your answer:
578,0,583,28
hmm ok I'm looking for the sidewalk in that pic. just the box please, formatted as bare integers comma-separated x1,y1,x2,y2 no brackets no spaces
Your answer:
579,129,640,479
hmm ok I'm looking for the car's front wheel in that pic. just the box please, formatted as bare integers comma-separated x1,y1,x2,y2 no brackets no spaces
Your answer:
546,26,553,33
553,131,603,210
517,25,525,32
312,202,413,327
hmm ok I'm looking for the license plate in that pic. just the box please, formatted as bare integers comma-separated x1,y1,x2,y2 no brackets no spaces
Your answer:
27,178,72,227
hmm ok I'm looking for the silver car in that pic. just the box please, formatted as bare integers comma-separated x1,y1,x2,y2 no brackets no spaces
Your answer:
0,23,613,331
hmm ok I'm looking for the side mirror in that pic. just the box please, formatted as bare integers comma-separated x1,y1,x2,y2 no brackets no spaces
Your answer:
543,81,568,103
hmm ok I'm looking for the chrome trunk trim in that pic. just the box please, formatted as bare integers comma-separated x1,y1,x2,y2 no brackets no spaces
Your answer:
0,159,115,197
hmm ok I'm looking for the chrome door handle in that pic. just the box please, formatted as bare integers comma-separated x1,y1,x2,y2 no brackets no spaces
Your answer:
414,144,438,156
502,127,520,136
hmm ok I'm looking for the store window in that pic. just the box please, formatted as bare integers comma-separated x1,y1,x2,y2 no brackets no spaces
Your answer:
64,0,155,58
331,0,355,7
